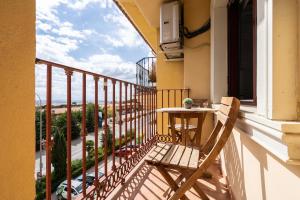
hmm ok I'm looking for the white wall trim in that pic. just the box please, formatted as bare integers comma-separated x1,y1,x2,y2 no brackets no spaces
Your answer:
213,103,300,165
210,1,228,103
211,0,273,117
266,0,273,119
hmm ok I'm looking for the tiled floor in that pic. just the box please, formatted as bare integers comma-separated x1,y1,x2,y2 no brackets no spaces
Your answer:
109,160,231,200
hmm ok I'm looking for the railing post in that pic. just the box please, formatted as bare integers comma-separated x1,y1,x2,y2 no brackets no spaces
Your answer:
130,84,133,156
82,73,87,196
46,64,52,200
104,78,108,177
144,87,146,143
112,80,116,170
94,76,99,189
141,87,144,145
174,90,176,107
161,90,164,135
180,89,183,104
119,82,122,165
65,69,73,200
138,86,141,147
124,83,128,160
134,85,137,150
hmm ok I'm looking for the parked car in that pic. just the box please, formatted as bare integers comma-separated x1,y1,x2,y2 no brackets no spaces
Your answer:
115,145,137,157
56,180,83,200
76,171,105,186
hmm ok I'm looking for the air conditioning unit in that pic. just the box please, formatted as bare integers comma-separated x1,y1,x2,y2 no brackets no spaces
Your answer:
160,1,183,60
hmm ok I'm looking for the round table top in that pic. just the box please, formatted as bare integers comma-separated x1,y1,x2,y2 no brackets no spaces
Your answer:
156,107,217,113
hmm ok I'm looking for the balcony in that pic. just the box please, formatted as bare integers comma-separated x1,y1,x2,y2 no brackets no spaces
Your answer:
34,58,230,200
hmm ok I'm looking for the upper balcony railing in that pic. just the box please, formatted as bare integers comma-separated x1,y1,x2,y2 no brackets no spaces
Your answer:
35,58,189,200
136,57,156,87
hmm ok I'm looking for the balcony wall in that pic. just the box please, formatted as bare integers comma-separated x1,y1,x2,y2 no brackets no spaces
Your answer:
118,0,300,199
0,0,36,199
222,127,300,200
210,0,300,199
182,0,213,143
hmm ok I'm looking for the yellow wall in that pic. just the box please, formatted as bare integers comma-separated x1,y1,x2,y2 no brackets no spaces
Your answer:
222,128,300,200
222,2,300,199
156,28,185,134
183,0,213,142
272,0,299,120
184,0,211,99
0,1,36,199
298,0,300,120
118,1,300,199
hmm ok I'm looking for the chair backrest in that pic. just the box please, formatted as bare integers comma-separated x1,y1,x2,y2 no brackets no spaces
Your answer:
199,97,240,166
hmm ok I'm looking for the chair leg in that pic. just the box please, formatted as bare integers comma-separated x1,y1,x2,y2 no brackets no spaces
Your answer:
180,170,209,200
155,165,189,200
169,167,207,200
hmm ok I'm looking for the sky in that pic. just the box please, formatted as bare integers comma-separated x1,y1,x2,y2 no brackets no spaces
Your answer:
35,0,152,103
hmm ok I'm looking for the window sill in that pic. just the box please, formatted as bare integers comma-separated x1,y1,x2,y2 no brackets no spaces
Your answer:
212,104,300,165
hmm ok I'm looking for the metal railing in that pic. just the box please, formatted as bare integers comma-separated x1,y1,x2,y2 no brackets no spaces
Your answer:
156,89,190,142
35,58,157,200
136,57,156,87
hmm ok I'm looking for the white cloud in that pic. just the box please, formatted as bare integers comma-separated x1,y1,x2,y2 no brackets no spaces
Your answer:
102,11,144,48
35,0,149,102
37,21,52,32
52,22,94,39
35,52,137,102
36,0,67,24
68,0,114,10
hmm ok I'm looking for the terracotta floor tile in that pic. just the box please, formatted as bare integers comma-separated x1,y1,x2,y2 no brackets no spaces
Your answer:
109,160,231,200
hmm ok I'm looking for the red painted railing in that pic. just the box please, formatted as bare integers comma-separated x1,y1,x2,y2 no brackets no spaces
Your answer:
156,89,190,142
35,58,157,200
35,58,189,200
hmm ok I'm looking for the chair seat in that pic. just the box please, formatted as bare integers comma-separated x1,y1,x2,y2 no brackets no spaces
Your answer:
145,143,200,170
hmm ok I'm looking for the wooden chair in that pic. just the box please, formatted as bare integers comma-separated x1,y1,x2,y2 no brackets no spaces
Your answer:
146,97,240,200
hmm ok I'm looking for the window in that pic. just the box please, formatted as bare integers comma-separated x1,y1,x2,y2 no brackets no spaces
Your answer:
228,0,257,104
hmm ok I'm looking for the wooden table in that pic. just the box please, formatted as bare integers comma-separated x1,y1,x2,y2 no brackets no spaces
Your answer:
157,107,216,146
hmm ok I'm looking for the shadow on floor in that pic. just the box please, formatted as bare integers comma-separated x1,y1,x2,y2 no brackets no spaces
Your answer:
110,161,231,200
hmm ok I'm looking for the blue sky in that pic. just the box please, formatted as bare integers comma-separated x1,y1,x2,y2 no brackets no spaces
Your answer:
35,0,152,103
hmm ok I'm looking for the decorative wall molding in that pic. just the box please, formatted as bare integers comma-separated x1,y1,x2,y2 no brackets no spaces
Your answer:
214,104,300,165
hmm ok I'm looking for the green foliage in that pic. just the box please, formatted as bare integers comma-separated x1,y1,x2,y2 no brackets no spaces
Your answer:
54,112,81,139
72,110,82,124
35,127,137,200
52,128,67,179
71,159,82,178
35,110,46,151
183,98,193,104
86,103,95,133
86,140,95,160
104,126,113,150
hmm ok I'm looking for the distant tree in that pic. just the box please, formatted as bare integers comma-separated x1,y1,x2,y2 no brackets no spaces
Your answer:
106,126,113,150
86,103,95,133
72,110,82,124
54,112,81,139
52,128,67,179
35,110,46,151
86,140,95,160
